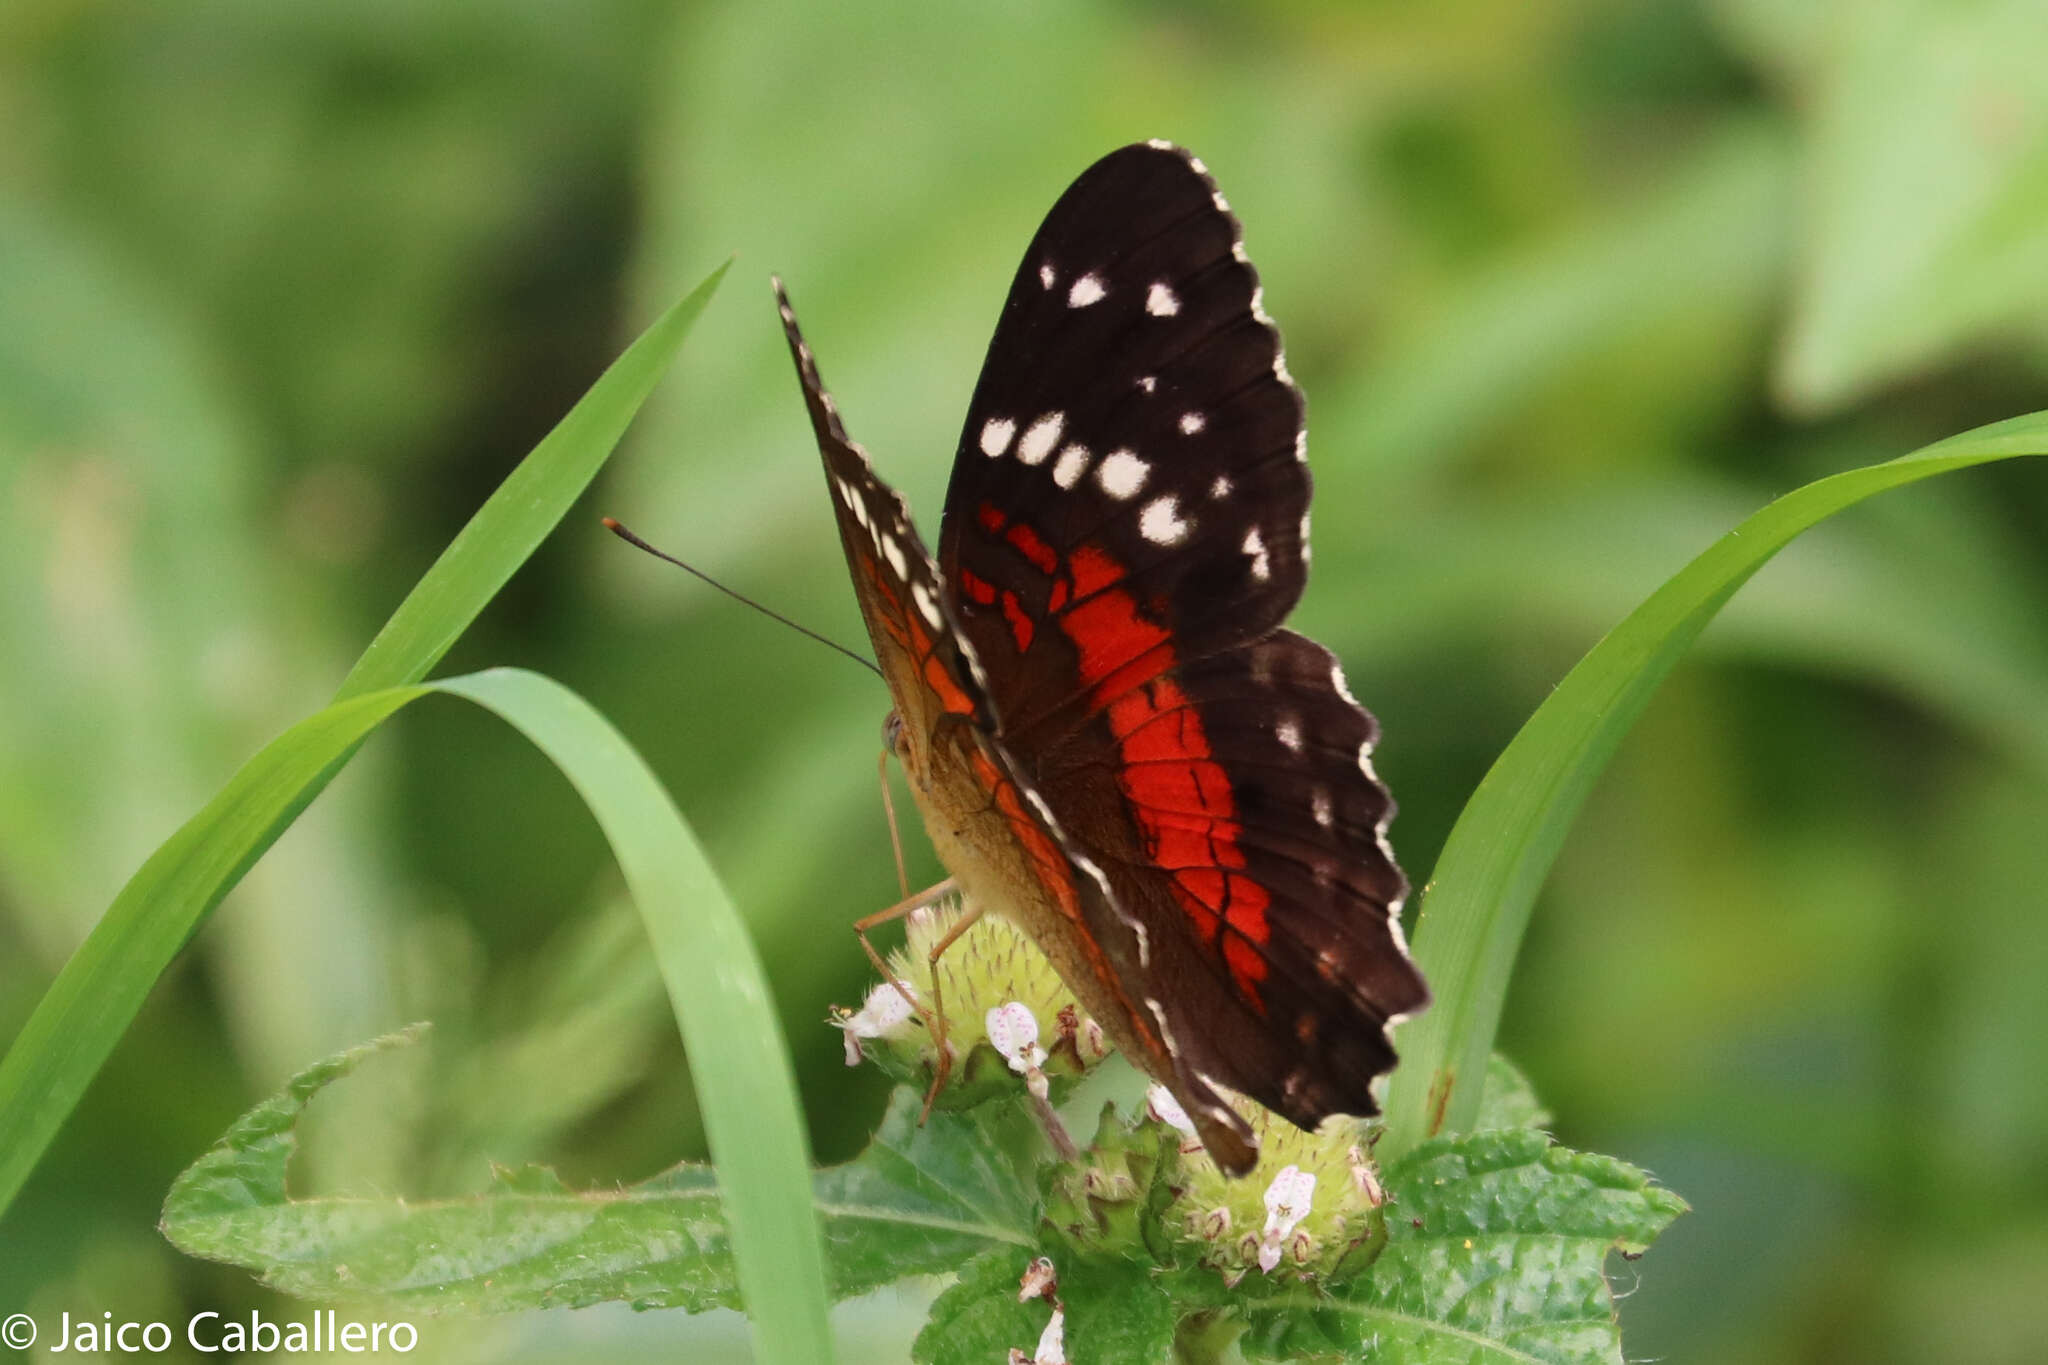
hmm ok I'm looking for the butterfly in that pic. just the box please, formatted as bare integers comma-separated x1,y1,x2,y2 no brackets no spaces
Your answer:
775,141,1428,1175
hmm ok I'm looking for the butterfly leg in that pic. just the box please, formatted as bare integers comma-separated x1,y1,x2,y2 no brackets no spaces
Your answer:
850,877,983,1120
877,748,910,900
908,896,987,1120
852,878,958,1105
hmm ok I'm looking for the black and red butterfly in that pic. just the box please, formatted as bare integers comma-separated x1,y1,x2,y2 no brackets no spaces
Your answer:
776,141,1427,1175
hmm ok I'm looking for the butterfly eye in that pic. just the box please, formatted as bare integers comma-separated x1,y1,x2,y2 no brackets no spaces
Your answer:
882,709,908,756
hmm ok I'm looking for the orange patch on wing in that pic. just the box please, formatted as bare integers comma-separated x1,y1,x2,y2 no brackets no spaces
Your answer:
970,748,1079,924
906,613,977,717
965,747,1168,1057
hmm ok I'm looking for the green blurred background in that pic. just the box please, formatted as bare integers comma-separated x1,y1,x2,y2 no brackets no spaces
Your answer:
4,1,2047,1360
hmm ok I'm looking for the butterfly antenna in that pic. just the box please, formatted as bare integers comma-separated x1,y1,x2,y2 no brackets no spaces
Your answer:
602,518,883,678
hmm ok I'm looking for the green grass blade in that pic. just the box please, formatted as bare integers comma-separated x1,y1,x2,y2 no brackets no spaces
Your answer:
435,668,831,1364
0,688,427,1215
0,268,723,1217
337,260,728,699
2,668,832,1362
1378,412,2048,1161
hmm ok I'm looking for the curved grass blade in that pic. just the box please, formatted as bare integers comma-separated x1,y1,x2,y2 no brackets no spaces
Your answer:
1,669,832,1362
1379,412,2048,1161
0,264,724,1220
337,261,728,700
435,668,832,1363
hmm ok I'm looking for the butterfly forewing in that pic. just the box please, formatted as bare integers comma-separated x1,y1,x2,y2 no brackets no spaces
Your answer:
774,278,994,741
780,143,1427,1175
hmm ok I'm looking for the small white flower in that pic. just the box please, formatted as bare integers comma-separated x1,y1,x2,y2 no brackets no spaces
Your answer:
1258,1165,1317,1273
987,1002,1046,1072
834,980,916,1065
987,1001,1053,1100
1145,1084,1197,1138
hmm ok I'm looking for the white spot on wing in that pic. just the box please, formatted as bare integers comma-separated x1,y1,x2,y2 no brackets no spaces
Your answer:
1067,273,1106,308
1053,443,1091,489
911,580,941,627
1330,659,1360,706
836,477,867,528
1137,375,1157,394
881,535,908,582
980,417,1015,458
1179,411,1206,436
1039,262,1056,290
1017,412,1064,465
1276,715,1303,752
1312,789,1333,828
1242,526,1270,581
1097,449,1149,499
1140,495,1190,545
1209,475,1232,500
1146,282,1180,316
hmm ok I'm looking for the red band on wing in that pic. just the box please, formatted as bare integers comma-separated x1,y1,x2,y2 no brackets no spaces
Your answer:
1005,522,1058,575
1000,590,1035,652
1053,545,1273,1011
959,567,998,606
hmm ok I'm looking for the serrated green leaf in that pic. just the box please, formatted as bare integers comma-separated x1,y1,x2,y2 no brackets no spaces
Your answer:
815,1088,1040,1298
165,1068,1035,1315
1238,1128,1686,1365
1474,1055,1551,1132
1057,1255,1177,1365
913,1250,1048,1365
1381,413,2048,1159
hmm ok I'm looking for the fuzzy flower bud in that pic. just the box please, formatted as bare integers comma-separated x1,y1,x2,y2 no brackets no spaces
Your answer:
835,896,1111,1107
1148,1091,1395,1284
